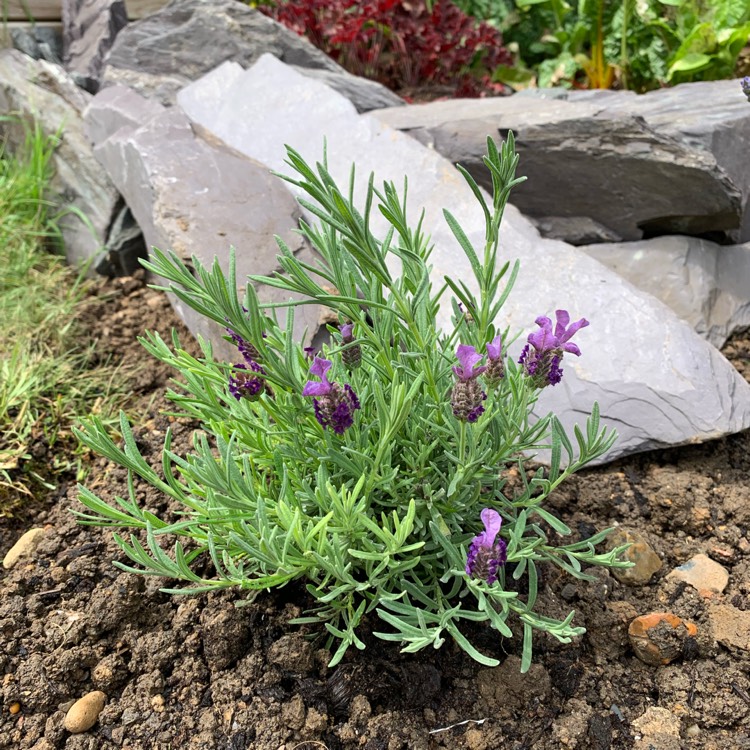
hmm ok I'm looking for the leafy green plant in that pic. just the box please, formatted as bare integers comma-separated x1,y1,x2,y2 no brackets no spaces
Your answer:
0,120,133,509
75,134,628,672
455,0,750,92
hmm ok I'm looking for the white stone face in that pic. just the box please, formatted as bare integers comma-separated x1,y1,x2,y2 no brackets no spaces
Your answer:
175,54,750,462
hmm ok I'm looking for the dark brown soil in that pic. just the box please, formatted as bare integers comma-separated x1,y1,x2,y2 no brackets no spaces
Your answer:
2,275,750,750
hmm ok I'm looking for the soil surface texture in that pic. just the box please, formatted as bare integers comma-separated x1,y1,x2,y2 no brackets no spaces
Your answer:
2,274,750,750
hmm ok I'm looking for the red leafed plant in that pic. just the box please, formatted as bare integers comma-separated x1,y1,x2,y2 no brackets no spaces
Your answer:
259,0,512,98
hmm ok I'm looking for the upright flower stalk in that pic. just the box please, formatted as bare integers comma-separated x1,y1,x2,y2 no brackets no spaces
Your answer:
519,310,589,388
303,357,361,435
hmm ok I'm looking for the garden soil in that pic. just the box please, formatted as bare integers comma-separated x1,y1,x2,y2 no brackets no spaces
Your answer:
2,273,750,750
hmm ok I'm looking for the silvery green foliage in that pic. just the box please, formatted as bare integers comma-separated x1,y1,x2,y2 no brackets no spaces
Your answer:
75,134,628,672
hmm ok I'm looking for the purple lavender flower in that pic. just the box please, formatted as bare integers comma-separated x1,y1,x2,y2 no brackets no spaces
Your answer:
302,357,360,435
465,508,507,584
303,346,317,360
742,76,750,102
340,322,362,370
518,310,589,388
451,345,487,423
227,328,261,363
484,334,505,387
229,361,270,401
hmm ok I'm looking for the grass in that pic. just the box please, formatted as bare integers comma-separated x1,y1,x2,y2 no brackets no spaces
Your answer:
0,120,133,513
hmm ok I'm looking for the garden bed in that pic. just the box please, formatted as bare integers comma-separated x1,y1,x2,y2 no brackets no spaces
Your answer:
1,272,750,749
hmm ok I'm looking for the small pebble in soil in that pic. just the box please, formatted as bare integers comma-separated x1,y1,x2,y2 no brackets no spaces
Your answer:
628,612,698,666
708,602,750,650
608,528,662,585
9,702,21,714
2,528,45,569
667,553,729,594
63,691,107,733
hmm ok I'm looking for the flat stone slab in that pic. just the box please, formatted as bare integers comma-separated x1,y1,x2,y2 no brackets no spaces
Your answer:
101,0,402,113
177,54,750,462
0,49,119,268
523,81,750,242
85,83,321,359
373,91,742,243
584,236,750,349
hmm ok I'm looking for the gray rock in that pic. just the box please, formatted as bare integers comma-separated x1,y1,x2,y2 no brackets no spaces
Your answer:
530,215,622,246
177,54,750,462
560,80,750,242
0,49,119,267
584,236,750,349
95,202,147,276
85,84,320,359
101,0,402,112
373,94,742,242
11,26,63,64
63,0,129,93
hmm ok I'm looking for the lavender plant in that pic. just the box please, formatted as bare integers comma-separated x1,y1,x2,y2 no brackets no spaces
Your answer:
74,134,627,672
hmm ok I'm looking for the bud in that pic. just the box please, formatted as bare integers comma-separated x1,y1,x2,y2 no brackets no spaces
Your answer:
340,323,361,370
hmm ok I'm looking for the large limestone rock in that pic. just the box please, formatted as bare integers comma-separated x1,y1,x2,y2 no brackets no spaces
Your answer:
0,49,119,267
177,54,750,462
63,0,129,93
101,0,402,112
584,236,750,349
84,84,320,359
373,92,742,243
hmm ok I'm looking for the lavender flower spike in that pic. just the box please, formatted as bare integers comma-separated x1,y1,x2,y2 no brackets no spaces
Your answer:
485,334,505,386
742,76,750,103
303,357,360,435
451,344,487,423
465,508,507,584
229,361,270,401
519,310,589,388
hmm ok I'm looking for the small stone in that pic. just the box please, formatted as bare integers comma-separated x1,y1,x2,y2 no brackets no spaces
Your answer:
150,695,165,713
63,691,107,733
3,528,45,569
685,724,700,738
281,694,305,731
628,612,698,666
708,603,750,651
304,706,328,733
609,529,662,585
464,727,488,750
709,544,736,564
632,706,682,750
667,553,729,594
9,702,21,714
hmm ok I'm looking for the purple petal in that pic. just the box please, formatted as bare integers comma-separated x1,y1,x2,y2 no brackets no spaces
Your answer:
486,335,503,361
561,342,582,356
478,508,502,547
554,310,570,339
309,357,332,380
455,344,484,379
340,323,354,340
560,317,589,342
302,381,330,396
528,326,555,353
